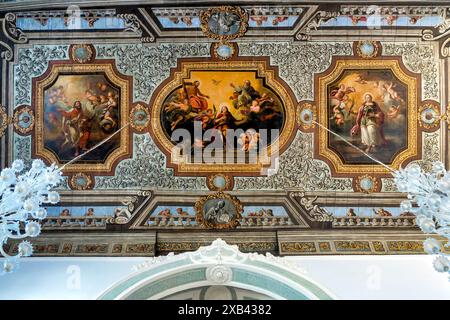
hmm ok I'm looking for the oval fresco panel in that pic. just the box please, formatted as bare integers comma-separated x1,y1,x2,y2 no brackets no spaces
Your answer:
161,70,285,158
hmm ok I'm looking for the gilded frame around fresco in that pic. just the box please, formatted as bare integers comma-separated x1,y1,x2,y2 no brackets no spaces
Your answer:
200,6,249,41
32,60,132,174
195,191,243,229
313,57,422,177
149,57,298,177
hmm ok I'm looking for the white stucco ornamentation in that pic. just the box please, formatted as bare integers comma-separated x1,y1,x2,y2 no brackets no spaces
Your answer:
206,265,233,284
98,238,329,300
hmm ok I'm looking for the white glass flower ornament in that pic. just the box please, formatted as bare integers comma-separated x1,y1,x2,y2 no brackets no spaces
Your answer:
0,160,62,273
394,161,450,276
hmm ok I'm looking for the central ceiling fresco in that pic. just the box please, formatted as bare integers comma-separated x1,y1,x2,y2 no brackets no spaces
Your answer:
0,1,447,257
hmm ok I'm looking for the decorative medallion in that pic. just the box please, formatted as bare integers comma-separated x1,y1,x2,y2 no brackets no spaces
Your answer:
32,60,132,174
130,103,150,132
354,175,379,193
212,42,236,60
195,191,243,229
206,265,232,283
207,174,232,191
0,105,9,138
200,6,248,41
315,57,421,177
150,57,297,177
354,41,381,58
69,44,95,64
297,102,317,130
13,105,34,135
418,102,440,130
69,172,93,190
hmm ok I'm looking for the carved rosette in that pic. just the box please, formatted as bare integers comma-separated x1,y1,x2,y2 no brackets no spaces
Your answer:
207,174,233,191
297,102,317,131
69,44,96,63
206,265,233,284
13,105,34,135
69,172,94,190
353,175,380,193
354,41,382,58
130,103,150,132
211,42,237,61
418,101,441,131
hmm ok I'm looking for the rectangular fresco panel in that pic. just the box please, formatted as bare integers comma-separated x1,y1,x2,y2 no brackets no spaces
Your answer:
43,74,120,163
328,69,408,164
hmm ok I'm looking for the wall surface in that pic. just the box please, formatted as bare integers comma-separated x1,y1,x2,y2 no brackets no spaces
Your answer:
0,255,449,300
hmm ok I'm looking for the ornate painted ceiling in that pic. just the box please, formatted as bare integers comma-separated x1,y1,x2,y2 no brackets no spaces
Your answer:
0,0,449,257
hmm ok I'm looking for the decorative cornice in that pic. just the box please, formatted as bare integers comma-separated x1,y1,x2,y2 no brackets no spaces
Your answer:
422,8,450,57
14,9,117,19
340,5,444,16
3,13,27,43
0,12,27,60
152,6,304,17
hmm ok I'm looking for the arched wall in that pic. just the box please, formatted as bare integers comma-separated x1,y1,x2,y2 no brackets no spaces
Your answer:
98,239,336,300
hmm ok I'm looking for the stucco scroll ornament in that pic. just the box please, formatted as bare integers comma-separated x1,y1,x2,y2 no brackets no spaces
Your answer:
189,238,248,265
289,191,334,222
422,8,450,57
116,14,143,36
296,10,340,41
120,190,152,212
1,13,27,61
132,253,176,272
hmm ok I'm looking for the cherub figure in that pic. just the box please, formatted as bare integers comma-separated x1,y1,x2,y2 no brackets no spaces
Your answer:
387,105,401,119
250,16,268,26
383,82,404,104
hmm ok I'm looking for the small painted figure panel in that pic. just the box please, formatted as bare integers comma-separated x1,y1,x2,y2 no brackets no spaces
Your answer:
43,74,120,162
208,10,242,36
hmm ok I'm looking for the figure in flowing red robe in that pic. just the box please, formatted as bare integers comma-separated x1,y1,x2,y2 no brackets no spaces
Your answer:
58,100,91,155
183,80,209,111
351,93,387,152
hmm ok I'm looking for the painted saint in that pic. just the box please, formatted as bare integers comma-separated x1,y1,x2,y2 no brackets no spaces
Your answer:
161,71,284,160
327,69,408,164
351,93,387,153
43,74,120,162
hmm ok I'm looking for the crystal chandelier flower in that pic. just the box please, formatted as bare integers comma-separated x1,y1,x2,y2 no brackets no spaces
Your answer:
0,159,62,273
313,120,450,276
394,162,450,275
0,120,128,274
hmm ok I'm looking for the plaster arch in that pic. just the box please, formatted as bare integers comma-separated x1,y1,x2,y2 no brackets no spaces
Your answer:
98,239,336,300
